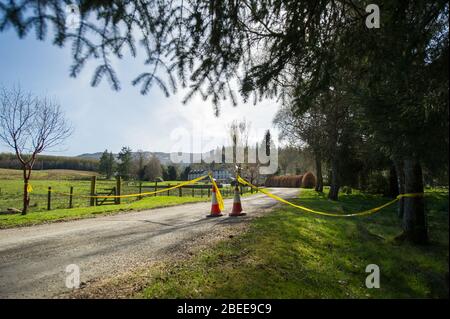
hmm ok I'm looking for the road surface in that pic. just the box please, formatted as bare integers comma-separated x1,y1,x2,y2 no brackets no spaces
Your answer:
0,188,298,298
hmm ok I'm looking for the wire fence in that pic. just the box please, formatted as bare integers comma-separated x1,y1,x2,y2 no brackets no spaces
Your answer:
0,179,253,213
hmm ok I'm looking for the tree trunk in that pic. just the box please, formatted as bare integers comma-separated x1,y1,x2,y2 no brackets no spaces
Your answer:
394,160,405,218
22,177,29,215
328,158,340,201
358,170,368,191
402,158,428,244
314,154,323,192
388,164,399,198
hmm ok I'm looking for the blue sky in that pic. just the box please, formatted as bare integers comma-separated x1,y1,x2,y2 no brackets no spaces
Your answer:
0,29,280,157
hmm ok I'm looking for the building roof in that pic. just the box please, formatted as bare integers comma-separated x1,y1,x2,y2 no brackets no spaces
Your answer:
189,168,232,174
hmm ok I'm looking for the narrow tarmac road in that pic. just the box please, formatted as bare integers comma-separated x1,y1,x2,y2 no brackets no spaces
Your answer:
0,188,298,298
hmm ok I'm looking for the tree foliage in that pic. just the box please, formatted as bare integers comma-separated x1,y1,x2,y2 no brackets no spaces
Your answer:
98,149,115,178
117,146,132,179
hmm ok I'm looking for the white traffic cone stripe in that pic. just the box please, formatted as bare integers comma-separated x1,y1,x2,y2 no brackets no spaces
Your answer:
233,188,241,203
211,187,218,204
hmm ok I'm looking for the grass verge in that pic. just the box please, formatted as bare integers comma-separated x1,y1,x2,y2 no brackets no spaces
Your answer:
137,188,449,298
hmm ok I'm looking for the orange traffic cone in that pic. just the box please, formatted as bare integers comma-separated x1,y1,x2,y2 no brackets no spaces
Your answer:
206,184,223,217
229,185,246,216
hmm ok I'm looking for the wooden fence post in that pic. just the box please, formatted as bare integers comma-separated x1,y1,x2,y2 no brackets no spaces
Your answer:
192,187,195,197
90,176,96,206
47,186,51,210
179,187,182,197
112,187,117,205
69,186,73,208
116,176,121,204
200,187,203,198
154,181,158,196
167,184,170,196
139,182,142,200
208,186,211,197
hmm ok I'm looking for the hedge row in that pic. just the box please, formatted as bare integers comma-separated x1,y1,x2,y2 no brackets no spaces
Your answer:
302,172,316,188
264,172,316,188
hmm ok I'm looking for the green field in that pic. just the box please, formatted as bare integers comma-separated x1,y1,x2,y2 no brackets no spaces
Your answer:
0,168,254,228
137,188,449,298
0,168,249,213
0,168,99,180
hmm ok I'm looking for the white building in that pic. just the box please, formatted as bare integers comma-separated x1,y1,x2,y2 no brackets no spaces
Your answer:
188,169,233,183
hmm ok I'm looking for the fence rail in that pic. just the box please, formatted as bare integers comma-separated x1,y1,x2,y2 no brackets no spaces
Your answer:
0,177,255,213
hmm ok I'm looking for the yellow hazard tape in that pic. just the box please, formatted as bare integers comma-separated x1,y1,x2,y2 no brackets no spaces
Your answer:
237,176,424,217
49,175,209,199
209,173,224,211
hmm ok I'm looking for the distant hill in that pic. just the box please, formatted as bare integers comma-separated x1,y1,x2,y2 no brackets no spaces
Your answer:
76,152,105,160
77,150,216,166
1,149,220,172
77,151,180,165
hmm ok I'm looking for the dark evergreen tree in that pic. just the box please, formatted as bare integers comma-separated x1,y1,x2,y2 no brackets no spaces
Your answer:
161,165,169,181
117,147,132,180
167,165,178,181
264,130,271,157
180,166,191,181
98,150,114,179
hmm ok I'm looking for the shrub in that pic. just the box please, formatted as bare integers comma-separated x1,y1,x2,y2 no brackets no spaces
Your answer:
264,175,303,188
301,172,316,188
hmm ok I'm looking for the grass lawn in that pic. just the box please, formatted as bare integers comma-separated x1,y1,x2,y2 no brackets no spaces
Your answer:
0,168,99,180
138,188,449,298
0,195,208,228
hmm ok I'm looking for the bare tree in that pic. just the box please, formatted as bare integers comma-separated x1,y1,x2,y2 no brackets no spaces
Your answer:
274,104,327,192
228,119,251,164
143,155,162,181
0,86,72,214
133,149,147,180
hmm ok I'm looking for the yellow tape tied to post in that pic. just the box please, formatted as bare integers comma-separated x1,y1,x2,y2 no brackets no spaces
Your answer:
50,175,209,198
237,176,424,217
209,174,224,211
